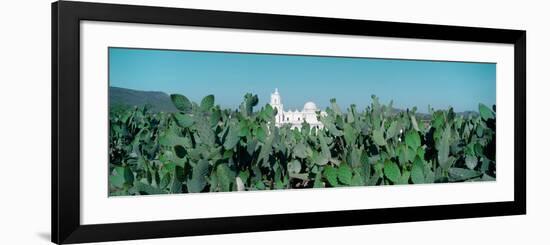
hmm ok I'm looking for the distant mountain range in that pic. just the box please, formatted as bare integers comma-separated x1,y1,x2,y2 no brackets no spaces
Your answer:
109,86,177,112
413,110,479,121
109,86,481,118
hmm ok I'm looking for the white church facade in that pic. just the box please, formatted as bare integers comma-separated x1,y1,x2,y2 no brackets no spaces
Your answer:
269,88,326,129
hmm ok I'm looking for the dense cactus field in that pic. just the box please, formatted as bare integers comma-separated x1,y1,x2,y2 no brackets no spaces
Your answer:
109,94,496,196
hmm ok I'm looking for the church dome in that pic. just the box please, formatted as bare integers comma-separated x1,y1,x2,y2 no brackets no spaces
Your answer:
303,102,317,111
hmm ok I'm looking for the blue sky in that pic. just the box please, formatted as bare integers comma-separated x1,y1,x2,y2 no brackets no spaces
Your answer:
109,47,496,113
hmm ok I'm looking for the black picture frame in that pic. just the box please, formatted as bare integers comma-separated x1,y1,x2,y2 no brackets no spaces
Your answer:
52,1,526,244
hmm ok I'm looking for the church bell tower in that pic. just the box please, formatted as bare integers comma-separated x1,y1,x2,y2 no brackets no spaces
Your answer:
270,88,284,123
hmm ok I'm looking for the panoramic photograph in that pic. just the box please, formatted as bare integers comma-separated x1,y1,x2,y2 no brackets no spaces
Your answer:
108,47,496,196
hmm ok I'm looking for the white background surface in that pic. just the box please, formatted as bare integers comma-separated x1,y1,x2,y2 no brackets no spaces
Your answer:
0,0,547,244
80,21,515,224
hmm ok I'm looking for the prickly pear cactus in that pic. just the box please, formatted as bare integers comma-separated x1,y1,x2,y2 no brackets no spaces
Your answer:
108,94,496,195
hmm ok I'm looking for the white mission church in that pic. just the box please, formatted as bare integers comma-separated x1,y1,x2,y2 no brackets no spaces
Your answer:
269,88,326,129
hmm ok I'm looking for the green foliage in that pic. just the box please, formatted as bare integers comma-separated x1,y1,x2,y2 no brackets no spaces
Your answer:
405,130,421,149
383,160,401,183
324,166,339,187
200,95,215,111
479,103,495,121
372,129,386,146
337,163,353,185
187,160,210,193
109,93,496,195
216,164,234,192
411,157,425,184
170,94,192,113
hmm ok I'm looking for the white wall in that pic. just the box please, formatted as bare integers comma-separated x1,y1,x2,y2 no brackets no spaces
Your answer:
0,0,547,244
